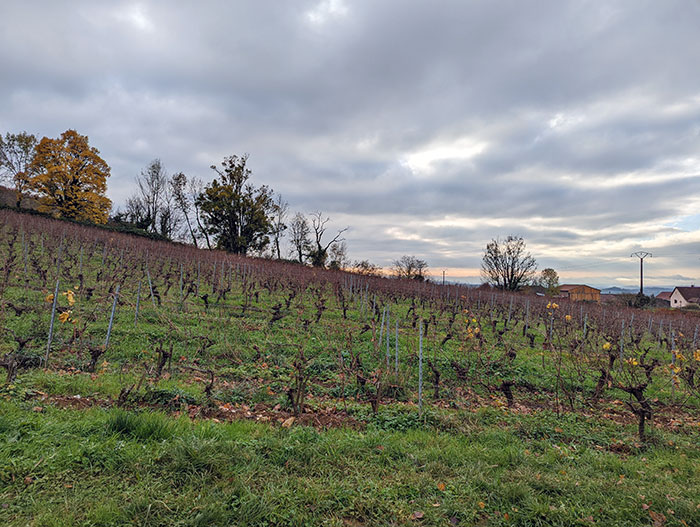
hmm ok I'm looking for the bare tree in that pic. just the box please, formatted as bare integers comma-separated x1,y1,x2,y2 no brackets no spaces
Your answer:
481,235,537,290
125,159,181,239
0,132,38,208
392,255,429,281
308,211,348,268
328,241,349,270
124,196,150,229
137,159,168,234
270,194,289,260
158,180,180,240
350,259,382,277
289,212,311,263
171,172,198,247
189,176,212,250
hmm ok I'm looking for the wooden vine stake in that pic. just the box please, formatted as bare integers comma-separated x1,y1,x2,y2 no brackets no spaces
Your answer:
418,319,423,416
105,284,120,350
45,279,60,367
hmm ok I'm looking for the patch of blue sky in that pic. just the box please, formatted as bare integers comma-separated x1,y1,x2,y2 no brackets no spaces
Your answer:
667,214,700,232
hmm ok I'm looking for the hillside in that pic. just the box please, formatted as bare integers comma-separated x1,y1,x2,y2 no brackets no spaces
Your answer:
0,207,699,526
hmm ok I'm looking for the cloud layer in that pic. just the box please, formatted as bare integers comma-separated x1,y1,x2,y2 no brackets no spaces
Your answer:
1,1,699,286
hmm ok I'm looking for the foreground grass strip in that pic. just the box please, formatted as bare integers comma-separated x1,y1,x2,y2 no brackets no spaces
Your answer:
0,401,698,526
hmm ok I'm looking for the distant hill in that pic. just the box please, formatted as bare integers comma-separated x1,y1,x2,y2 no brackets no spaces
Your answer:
600,286,673,297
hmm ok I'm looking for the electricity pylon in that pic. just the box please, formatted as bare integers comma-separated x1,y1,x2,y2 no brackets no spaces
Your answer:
630,251,652,295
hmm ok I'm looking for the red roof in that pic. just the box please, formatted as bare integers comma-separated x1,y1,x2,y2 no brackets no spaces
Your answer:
559,284,600,293
673,287,700,302
656,291,672,301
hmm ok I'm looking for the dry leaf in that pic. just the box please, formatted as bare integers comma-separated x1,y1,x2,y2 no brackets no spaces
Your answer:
649,510,666,527
410,511,424,520
437,482,446,491
282,416,295,428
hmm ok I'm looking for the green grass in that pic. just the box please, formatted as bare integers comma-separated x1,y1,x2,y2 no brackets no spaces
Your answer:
0,399,698,526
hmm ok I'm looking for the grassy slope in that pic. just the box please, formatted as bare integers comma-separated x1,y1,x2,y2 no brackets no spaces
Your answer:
1,210,699,526
1,400,699,527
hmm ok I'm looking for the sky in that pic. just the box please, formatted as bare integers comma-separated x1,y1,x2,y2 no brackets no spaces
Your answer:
1,0,700,288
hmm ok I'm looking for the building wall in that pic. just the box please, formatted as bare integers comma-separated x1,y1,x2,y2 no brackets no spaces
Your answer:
670,289,688,308
567,286,600,302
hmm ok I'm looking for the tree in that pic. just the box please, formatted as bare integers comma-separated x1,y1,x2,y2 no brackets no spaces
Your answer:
270,194,289,260
307,211,348,268
350,259,382,277
171,172,197,247
29,130,111,223
289,212,311,263
0,131,38,208
481,235,537,291
123,159,184,239
197,154,275,255
539,268,560,296
328,241,349,270
392,255,429,281
189,176,212,250
537,267,559,296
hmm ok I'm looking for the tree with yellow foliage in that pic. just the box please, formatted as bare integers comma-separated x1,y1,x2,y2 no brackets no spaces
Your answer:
29,130,111,223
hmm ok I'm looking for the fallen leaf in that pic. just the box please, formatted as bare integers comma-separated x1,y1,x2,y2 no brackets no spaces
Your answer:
282,416,295,428
478,501,486,509
411,511,424,520
437,482,446,491
649,510,666,527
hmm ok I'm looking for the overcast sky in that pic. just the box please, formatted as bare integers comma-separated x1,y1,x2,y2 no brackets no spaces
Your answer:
1,1,700,287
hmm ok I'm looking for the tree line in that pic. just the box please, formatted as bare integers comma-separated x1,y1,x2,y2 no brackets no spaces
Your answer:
0,130,441,277
2,129,562,287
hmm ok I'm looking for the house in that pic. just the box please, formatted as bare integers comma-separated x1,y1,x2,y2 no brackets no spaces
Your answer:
558,284,600,302
655,291,672,306
669,286,700,308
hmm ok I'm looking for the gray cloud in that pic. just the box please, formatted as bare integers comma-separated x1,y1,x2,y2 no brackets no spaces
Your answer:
1,0,700,286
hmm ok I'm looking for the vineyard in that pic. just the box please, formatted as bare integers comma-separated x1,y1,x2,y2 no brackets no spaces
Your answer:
1,207,699,526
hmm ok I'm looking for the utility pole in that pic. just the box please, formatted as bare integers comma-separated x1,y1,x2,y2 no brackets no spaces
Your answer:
630,251,652,295
442,269,445,286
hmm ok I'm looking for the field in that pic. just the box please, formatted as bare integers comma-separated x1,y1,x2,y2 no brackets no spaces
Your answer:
1,208,699,526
